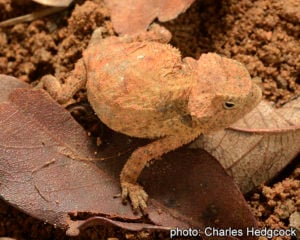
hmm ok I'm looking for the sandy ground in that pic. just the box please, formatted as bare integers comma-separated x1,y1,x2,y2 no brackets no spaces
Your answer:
0,0,299,239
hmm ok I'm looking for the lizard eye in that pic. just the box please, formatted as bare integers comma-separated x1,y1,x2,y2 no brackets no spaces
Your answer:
223,101,236,109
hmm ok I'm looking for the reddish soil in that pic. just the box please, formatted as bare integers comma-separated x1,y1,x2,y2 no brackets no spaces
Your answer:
0,0,299,239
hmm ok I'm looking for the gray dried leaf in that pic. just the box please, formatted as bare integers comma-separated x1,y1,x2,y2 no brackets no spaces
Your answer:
190,100,300,193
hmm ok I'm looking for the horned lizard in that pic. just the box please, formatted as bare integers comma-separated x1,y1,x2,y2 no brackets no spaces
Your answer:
38,24,262,213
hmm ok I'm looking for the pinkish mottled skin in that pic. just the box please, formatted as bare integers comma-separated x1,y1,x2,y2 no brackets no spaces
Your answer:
39,24,261,213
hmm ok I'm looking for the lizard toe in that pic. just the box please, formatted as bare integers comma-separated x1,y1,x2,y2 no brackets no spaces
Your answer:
121,182,148,213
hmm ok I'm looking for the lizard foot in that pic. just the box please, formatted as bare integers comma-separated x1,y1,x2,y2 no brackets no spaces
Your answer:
36,74,62,101
121,181,148,213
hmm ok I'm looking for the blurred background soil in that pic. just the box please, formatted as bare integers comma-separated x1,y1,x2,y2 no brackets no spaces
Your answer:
0,0,299,239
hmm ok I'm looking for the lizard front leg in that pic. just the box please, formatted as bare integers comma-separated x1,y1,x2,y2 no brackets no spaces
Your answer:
120,131,200,213
36,58,87,104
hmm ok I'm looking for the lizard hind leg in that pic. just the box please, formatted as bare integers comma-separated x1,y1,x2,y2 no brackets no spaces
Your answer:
36,74,63,102
126,23,172,44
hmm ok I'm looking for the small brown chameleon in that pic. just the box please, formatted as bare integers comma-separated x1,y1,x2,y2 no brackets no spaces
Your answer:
38,24,262,213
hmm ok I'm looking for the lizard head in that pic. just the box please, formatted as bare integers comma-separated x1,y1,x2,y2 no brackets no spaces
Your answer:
187,53,262,133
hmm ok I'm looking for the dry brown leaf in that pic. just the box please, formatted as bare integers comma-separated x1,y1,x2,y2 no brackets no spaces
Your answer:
0,75,258,239
0,0,72,28
104,0,195,35
32,0,72,7
191,100,300,193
